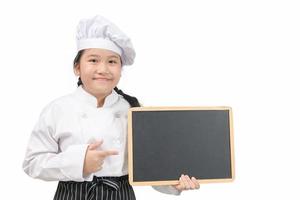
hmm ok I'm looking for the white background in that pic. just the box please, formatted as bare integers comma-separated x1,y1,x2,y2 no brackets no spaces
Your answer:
0,0,299,199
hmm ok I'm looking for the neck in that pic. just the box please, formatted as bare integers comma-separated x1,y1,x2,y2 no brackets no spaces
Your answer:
96,97,105,108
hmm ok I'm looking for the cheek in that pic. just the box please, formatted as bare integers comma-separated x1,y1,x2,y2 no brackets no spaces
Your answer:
113,73,121,85
78,70,87,79
112,67,122,79
78,64,92,75
78,68,93,84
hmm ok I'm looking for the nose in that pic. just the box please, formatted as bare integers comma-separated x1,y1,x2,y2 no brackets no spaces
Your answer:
95,61,109,74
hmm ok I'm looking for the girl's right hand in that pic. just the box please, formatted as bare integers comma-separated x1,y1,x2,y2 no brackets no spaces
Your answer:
83,140,119,176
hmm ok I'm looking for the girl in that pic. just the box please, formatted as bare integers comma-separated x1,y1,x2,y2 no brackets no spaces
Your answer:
23,15,200,200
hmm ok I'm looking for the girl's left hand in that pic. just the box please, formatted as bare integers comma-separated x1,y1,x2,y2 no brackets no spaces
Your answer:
172,174,200,191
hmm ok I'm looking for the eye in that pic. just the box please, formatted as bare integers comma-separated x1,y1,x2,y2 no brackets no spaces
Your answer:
108,60,118,64
88,59,98,63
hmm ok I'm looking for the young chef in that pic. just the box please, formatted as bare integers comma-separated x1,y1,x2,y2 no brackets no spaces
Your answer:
23,15,200,200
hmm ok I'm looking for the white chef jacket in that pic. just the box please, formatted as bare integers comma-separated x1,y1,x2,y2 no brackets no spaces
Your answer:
23,86,181,195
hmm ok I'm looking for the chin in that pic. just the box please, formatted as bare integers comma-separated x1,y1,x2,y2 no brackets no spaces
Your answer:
93,86,114,94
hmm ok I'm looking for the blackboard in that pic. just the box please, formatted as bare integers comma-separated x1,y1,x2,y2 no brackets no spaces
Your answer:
128,107,234,186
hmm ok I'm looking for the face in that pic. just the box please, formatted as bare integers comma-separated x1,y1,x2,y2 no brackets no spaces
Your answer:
74,48,122,98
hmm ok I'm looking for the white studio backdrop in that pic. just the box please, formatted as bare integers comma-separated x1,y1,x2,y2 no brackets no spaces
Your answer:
0,0,299,199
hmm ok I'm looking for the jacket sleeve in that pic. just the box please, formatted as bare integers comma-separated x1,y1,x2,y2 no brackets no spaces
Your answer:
152,185,182,196
22,104,89,182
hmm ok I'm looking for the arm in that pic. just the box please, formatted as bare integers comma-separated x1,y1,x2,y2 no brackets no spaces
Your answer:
152,185,182,196
22,104,89,181
152,175,200,195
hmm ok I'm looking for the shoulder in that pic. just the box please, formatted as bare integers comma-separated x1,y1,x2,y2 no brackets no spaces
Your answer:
117,94,131,109
38,92,76,119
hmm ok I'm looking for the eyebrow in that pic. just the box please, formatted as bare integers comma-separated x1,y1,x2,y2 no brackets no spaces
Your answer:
86,54,120,59
87,54,101,58
108,55,120,59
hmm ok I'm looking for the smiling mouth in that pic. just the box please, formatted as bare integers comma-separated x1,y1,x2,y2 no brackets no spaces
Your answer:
93,77,112,82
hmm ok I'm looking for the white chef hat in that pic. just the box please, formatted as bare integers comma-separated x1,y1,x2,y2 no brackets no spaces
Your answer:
76,15,135,66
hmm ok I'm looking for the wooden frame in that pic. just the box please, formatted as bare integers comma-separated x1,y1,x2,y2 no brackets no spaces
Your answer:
128,106,235,186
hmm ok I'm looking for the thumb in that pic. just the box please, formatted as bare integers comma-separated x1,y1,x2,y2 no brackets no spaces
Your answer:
88,139,103,150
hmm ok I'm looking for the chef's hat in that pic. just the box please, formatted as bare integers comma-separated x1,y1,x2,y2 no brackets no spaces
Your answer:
76,15,135,66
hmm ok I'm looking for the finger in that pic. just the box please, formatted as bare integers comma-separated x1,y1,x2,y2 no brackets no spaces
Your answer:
186,175,196,189
192,177,200,189
97,166,103,171
183,175,191,190
98,150,119,157
173,175,185,191
88,140,103,150
178,175,186,190
182,175,191,190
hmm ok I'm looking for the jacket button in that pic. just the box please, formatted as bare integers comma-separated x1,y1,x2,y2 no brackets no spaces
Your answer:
114,139,121,145
81,113,88,119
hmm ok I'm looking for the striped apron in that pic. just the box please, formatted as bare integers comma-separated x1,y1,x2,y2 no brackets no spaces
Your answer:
53,175,136,200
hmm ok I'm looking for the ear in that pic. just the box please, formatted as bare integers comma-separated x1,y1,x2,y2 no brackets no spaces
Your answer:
73,64,80,76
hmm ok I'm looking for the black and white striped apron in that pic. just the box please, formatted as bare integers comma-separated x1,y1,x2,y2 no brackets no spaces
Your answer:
53,175,135,200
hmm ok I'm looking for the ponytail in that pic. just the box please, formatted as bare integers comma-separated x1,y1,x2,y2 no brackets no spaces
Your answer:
114,87,140,108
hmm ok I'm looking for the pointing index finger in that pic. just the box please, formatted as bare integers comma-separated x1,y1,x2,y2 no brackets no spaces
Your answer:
98,150,119,157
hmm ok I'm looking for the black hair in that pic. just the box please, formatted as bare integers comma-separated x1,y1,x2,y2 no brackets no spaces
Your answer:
73,50,140,107
73,50,84,86
114,87,141,107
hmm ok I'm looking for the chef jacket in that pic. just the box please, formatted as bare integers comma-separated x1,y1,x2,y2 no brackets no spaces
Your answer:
23,86,181,195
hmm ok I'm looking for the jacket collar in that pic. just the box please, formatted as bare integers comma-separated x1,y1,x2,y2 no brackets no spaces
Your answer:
74,85,119,108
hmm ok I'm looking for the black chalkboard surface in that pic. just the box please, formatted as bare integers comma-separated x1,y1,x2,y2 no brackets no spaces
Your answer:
128,107,234,186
